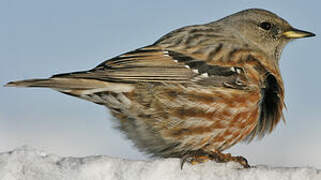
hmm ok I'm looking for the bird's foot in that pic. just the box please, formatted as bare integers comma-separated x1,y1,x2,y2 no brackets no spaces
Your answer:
209,150,250,168
180,150,250,169
180,150,213,169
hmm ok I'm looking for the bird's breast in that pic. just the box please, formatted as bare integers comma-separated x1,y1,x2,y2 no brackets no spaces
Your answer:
153,85,262,152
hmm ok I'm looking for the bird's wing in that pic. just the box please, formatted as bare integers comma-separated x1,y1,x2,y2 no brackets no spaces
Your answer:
52,46,249,89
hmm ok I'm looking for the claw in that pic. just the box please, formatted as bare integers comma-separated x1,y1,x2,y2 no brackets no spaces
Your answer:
209,151,251,168
234,156,250,168
180,151,212,169
180,155,188,169
180,150,250,169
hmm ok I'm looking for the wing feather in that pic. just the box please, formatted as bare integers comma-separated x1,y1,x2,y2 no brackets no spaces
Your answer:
52,46,249,88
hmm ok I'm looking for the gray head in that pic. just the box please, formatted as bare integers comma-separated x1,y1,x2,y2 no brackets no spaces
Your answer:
210,9,315,60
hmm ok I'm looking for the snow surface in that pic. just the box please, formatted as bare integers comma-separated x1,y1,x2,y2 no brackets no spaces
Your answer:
0,146,320,180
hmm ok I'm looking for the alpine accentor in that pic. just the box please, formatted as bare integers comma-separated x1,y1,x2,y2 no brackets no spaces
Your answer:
6,9,315,168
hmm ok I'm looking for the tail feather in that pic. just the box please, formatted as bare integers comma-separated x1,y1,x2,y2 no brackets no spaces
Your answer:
5,78,134,93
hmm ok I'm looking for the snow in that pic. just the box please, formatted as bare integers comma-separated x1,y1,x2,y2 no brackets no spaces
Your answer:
0,146,320,180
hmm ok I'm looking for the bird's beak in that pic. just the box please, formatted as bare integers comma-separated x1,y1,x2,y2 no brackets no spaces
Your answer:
282,28,315,39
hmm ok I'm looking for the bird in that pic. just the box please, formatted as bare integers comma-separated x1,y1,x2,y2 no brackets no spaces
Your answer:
5,8,315,168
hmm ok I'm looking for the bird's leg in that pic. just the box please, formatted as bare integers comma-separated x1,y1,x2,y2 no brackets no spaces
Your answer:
180,150,250,169
180,150,213,169
208,150,250,168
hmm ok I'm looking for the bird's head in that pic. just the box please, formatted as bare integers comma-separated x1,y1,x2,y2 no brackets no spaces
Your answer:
213,9,315,61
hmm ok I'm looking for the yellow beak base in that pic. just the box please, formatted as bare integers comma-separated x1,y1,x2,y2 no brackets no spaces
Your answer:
283,28,315,39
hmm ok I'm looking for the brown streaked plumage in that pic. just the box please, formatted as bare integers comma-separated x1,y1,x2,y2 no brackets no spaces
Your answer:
5,9,315,168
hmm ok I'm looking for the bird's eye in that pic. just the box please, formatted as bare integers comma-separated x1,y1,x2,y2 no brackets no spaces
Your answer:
259,22,272,30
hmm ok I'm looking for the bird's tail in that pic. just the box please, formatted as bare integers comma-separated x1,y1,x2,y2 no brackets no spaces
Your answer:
5,78,111,89
5,77,134,105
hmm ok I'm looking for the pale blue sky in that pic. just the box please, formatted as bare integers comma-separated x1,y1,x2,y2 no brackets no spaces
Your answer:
1,0,321,168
